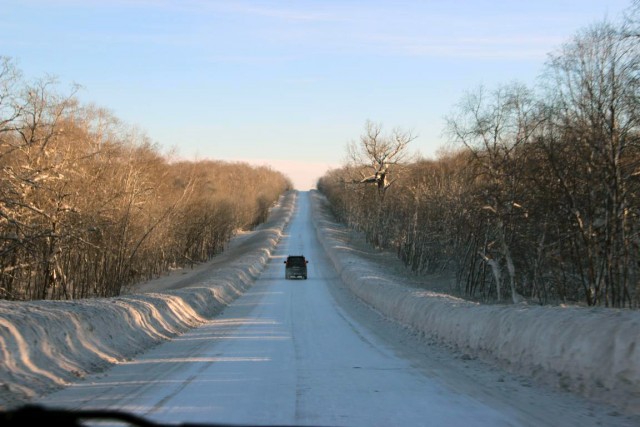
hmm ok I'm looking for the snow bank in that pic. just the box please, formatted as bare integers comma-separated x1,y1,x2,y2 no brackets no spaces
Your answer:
310,191,640,414
0,192,296,410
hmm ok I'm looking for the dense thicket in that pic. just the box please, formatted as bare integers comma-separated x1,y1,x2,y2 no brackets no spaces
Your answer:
318,11,640,307
0,58,292,300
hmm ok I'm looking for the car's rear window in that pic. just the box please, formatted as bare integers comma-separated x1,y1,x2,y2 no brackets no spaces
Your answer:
287,257,306,266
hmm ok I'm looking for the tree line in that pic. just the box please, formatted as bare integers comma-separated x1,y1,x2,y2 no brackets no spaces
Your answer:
0,58,292,301
318,7,640,308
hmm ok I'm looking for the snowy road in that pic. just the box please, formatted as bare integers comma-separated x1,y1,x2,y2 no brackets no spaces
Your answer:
34,192,636,426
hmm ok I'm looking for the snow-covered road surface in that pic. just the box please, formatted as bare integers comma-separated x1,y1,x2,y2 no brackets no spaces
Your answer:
32,192,638,426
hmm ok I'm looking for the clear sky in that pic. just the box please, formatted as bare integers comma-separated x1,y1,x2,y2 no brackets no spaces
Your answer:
2,0,633,189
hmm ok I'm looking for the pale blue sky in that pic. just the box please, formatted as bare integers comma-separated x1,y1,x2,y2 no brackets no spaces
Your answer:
2,0,633,189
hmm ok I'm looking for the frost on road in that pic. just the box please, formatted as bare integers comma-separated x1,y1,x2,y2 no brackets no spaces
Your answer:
34,192,637,427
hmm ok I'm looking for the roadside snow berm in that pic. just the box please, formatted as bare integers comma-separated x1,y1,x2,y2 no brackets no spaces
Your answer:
310,190,640,415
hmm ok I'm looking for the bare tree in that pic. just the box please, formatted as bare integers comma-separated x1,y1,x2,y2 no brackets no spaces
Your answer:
340,120,417,248
347,120,417,197
0,58,293,301
541,20,640,306
319,13,640,308
446,83,542,303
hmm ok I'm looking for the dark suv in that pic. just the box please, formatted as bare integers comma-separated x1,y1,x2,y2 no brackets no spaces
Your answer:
284,255,308,280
